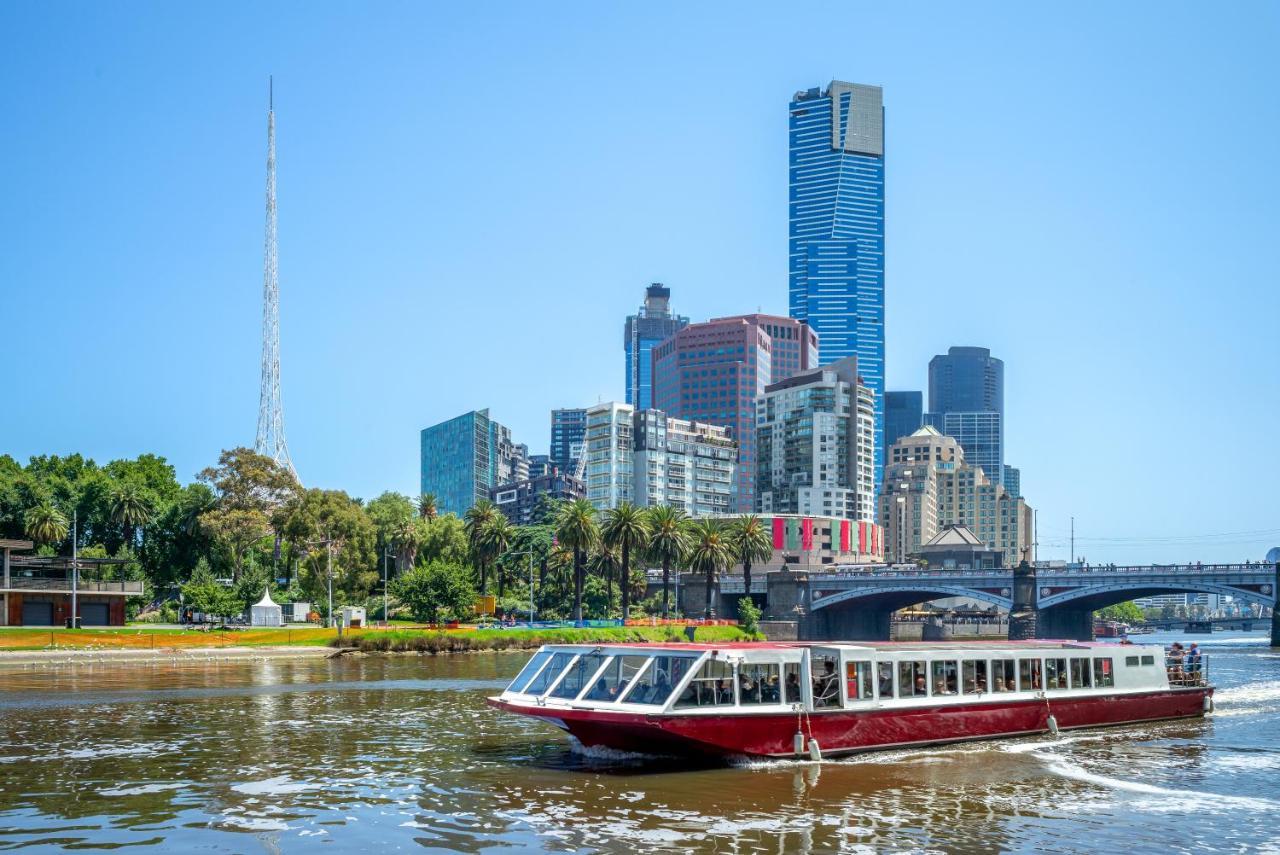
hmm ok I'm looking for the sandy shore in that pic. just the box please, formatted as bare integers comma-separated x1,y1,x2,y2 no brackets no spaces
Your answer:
0,646,335,666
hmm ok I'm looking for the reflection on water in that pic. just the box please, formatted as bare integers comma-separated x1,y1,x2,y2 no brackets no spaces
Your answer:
0,633,1277,852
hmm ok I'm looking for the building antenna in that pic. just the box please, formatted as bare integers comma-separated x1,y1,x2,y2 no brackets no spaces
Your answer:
256,76,298,480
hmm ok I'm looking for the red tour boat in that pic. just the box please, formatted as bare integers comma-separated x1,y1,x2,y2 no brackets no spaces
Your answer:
487,640,1212,759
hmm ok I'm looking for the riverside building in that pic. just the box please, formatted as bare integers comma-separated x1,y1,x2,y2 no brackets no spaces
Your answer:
925,346,1006,488
420,409,527,517
550,408,587,472
789,81,886,481
756,356,876,521
624,284,688,411
652,314,817,512
879,426,1032,567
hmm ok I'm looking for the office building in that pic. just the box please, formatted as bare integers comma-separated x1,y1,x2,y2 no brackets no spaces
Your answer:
624,284,688,411
633,410,736,517
756,356,876,521
885,391,923,453
491,470,584,527
420,409,525,517
550,408,587,472
1003,465,1021,499
527,454,552,479
879,426,1032,567
789,81,886,481
584,402,635,510
926,346,1005,487
652,314,817,512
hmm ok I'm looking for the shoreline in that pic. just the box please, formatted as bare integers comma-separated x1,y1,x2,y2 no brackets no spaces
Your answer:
0,646,334,666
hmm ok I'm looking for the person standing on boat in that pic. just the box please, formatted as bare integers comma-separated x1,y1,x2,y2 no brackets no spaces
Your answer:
1186,643,1202,680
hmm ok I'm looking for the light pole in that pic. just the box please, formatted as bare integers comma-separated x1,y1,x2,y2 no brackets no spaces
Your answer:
382,544,393,628
70,508,79,629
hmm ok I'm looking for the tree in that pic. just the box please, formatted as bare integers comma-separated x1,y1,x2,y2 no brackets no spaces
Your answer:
109,481,154,552
181,559,240,620
419,514,469,565
686,518,732,619
392,561,475,624
464,500,500,595
393,517,422,573
587,543,620,618
645,505,688,619
483,514,514,598
418,493,438,521
24,502,68,546
728,514,773,616
198,448,298,580
602,502,650,622
1096,601,1144,624
277,488,377,601
366,492,415,556
555,498,598,623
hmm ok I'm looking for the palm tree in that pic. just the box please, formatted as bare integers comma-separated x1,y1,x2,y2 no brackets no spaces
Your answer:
554,498,598,623
728,514,773,616
587,543,621,618
686,518,732,620
109,482,154,551
24,503,68,547
601,502,650,622
418,493,438,521
464,500,499,595
484,514,514,599
394,517,421,573
645,505,688,619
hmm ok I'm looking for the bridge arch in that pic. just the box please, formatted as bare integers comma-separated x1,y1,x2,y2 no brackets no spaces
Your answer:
811,585,1013,612
1038,581,1275,611
803,584,1012,642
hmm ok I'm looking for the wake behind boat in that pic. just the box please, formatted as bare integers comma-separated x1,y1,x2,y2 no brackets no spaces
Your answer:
487,640,1213,759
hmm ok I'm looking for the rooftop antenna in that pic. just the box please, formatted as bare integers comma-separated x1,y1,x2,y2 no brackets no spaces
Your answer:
256,75,298,480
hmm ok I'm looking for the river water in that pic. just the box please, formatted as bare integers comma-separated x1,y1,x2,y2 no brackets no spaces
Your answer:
0,631,1276,853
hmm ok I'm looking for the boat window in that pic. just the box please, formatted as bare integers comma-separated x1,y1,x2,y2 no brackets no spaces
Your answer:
783,662,803,704
1093,657,1115,688
1070,658,1092,689
675,658,736,708
1141,655,1155,666
962,660,989,694
931,660,959,696
583,655,650,702
811,655,840,708
523,651,576,695
1125,656,1140,667
740,661,781,705
508,650,553,693
620,654,697,706
992,659,1016,692
1045,658,1068,690
1019,658,1043,691
550,653,607,699
877,662,895,699
899,661,928,697
845,661,873,701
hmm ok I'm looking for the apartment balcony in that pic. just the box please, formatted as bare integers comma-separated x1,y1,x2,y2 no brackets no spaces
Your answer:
2,576,143,595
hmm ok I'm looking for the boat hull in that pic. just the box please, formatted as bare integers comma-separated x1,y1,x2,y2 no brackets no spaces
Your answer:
488,687,1212,758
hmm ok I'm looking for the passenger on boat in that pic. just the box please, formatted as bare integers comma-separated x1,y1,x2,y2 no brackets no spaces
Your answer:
914,675,927,696
814,661,839,707
785,671,801,703
1006,678,1016,691
762,674,781,703
1186,643,1202,678
585,678,614,701
716,679,733,705
739,672,759,703
1167,642,1185,682
878,664,894,697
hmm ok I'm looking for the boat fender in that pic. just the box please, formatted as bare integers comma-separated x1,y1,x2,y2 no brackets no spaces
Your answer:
807,738,821,761
1046,714,1059,736
1203,695,1213,713
794,732,805,756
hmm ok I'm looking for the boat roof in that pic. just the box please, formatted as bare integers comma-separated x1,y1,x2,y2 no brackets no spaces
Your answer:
541,640,1145,652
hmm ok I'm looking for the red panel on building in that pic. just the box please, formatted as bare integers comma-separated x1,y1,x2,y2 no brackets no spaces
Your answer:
772,516,785,550
871,525,880,556
858,521,867,554
840,520,851,553
801,518,813,551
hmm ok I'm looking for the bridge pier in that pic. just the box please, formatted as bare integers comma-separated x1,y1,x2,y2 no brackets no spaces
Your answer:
1036,607,1094,642
799,606,890,641
1007,561,1038,640
1272,562,1280,648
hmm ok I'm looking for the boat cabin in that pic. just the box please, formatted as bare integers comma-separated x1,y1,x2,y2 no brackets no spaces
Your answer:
498,641,1184,715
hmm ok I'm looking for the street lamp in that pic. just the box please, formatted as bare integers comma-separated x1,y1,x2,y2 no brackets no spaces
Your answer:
70,508,79,629
382,544,393,628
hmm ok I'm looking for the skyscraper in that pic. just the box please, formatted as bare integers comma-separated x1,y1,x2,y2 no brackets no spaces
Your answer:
884,391,923,453
420,409,524,517
652,314,817,512
789,81,885,481
926,346,1005,486
624,284,688,411
549,408,587,472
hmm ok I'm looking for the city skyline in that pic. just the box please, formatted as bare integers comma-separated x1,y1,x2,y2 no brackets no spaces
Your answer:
3,3,1278,563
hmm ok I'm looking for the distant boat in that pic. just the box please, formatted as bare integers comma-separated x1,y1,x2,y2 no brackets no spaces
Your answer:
489,640,1213,759
1093,620,1128,638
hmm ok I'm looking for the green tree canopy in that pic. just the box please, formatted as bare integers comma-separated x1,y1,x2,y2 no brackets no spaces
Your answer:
392,561,476,623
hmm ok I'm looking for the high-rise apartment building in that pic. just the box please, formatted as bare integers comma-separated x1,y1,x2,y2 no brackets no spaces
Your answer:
789,81,886,481
584,402,634,510
633,410,736,517
491,470,585,527
884,391,923,453
624,284,688,411
926,346,1005,487
757,356,876,521
550,408,587,472
420,409,524,517
1002,465,1021,499
652,314,817,512
879,426,1032,567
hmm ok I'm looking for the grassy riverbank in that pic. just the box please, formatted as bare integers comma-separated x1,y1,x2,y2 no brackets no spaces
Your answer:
334,625,761,654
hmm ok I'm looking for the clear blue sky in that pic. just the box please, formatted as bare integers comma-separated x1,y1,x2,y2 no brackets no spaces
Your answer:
3,2,1277,563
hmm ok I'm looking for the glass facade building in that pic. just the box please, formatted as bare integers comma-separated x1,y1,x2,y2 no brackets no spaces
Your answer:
550,408,587,473
926,346,1006,487
884,391,923,456
923,411,1003,488
420,409,523,518
789,81,886,483
624,284,688,411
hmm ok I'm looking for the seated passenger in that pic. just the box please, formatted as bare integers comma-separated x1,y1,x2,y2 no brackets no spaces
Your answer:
813,661,838,707
914,675,927,696
715,678,733,705
584,678,611,701
739,673,759,703
763,675,780,703
879,672,894,697
975,678,987,692
1006,678,1017,691
785,672,801,703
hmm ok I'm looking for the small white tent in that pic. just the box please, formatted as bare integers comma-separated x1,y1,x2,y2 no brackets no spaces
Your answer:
250,587,284,628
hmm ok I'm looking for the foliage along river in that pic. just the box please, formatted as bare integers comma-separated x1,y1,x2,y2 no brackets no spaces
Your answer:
0,631,1277,853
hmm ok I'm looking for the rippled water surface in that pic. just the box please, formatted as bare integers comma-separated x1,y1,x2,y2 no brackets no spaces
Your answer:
0,632,1277,853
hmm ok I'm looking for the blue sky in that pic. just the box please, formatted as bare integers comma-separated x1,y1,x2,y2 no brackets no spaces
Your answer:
2,2,1277,563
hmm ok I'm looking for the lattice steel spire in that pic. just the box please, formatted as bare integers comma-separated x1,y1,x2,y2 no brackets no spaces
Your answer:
256,77,297,480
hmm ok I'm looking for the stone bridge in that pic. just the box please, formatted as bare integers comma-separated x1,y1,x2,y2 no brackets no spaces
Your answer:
696,562,1280,643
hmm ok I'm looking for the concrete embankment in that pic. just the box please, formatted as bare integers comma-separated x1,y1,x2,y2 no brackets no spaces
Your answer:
0,646,333,666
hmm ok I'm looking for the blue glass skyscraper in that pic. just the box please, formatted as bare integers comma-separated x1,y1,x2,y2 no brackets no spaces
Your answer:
624,284,688,411
789,81,885,484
